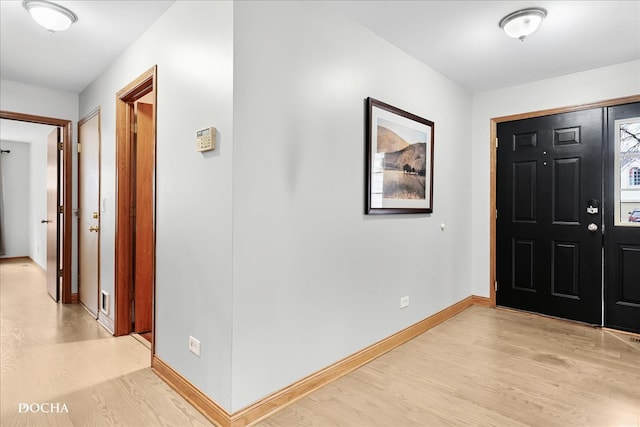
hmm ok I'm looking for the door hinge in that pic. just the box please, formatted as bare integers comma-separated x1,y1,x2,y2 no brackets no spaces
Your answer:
58,206,63,214
496,209,498,219
57,142,63,151
495,138,499,148
133,122,138,134
77,143,82,153
495,281,498,292
58,269,63,278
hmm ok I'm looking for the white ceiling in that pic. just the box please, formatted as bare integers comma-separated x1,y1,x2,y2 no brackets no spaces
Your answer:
0,0,174,94
0,119,55,145
0,0,638,98
1,0,174,143
342,0,640,93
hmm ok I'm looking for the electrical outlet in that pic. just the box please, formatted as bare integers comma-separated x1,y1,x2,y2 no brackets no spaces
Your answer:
189,336,201,356
400,296,409,308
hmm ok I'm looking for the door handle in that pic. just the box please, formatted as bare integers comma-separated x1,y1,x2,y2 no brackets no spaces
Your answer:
588,223,598,232
89,226,100,232
40,219,51,223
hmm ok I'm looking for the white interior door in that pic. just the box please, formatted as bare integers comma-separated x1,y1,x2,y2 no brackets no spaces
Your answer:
45,127,59,301
78,111,101,316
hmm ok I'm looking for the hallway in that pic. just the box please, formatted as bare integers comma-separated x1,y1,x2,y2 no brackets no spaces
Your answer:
0,258,212,426
2,257,640,426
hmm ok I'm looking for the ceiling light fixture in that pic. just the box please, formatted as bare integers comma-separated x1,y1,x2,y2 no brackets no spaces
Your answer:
499,7,547,41
22,0,78,33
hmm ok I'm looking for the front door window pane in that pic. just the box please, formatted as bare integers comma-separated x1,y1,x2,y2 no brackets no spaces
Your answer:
615,117,640,226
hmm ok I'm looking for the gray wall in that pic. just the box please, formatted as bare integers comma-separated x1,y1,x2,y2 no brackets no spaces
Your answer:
230,1,473,411
0,125,58,269
0,140,29,258
28,132,47,269
54,0,640,416
79,0,235,409
79,0,474,412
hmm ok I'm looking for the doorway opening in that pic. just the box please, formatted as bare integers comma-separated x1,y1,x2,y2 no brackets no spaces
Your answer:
490,95,640,334
114,66,157,355
0,111,72,303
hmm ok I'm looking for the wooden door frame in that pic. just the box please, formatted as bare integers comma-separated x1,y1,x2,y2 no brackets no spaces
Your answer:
0,110,72,303
489,94,640,306
78,107,102,314
114,66,157,343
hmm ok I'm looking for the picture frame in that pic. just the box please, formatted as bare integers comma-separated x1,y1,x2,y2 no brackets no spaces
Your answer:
365,97,434,214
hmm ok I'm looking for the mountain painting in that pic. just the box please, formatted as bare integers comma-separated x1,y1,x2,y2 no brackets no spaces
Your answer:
366,97,434,214
376,118,427,200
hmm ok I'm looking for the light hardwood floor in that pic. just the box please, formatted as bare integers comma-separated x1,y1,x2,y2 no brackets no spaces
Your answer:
0,258,213,427
2,258,639,427
256,307,640,426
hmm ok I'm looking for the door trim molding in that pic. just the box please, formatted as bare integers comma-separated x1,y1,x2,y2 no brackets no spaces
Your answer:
0,110,73,303
114,66,157,346
489,94,640,306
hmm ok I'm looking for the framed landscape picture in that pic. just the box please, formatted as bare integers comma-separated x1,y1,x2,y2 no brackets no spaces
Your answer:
365,97,434,214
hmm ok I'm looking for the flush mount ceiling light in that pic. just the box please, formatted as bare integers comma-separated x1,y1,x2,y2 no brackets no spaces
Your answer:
22,0,78,33
499,7,547,41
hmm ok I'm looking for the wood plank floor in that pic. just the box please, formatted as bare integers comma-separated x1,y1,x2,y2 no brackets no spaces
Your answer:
2,258,639,426
257,307,640,426
0,258,213,427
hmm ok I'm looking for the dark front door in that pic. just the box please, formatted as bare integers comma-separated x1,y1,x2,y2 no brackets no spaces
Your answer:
605,102,640,333
496,108,604,325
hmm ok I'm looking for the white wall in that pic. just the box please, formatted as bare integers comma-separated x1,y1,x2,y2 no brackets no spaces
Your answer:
79,0,235,410
29,135,47,268
0,140,30,258
231,1,473,411
470,60,640,297
0,80,79,286
1,0,637,417
73,0,639,415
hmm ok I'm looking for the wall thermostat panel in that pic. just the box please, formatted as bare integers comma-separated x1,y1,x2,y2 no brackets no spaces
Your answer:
196,127,216,152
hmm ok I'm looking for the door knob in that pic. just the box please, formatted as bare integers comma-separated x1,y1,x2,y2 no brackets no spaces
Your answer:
587,223,598,232
40,219,51,223
89,226,100,232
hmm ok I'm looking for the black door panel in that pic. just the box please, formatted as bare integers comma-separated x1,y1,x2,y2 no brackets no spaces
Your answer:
605,102,640,333
497,109,603,325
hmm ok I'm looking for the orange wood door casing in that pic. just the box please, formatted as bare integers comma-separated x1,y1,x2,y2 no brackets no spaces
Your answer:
134,102,154,333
